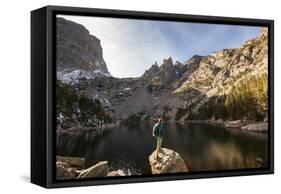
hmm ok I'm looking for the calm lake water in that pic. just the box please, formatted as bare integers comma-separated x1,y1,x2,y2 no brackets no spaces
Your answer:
56,122,268,174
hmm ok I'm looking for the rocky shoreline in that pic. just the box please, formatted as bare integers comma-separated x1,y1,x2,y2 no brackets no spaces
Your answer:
56,156,132,180
224,120,268,132
56,148,189,179
57,119,268,135
56,122,120,134
179,119,268,132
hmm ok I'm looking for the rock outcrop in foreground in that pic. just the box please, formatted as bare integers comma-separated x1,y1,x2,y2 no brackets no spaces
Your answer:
56,156,131,179
149,148,189,174
77,161,109,178
56,156,85,179
57,149,189,179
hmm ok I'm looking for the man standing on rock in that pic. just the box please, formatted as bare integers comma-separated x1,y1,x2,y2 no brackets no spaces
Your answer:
152,118,164,160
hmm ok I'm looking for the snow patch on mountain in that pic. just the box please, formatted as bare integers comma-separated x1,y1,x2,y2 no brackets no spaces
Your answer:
57,70,111,85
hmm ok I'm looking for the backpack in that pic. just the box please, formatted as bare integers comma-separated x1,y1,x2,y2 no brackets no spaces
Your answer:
154,123,163,137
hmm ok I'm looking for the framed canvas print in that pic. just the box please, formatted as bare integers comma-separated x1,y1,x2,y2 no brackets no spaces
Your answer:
31,5,274,188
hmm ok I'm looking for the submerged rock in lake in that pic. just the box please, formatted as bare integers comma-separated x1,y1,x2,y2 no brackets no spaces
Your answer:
149,148,189,174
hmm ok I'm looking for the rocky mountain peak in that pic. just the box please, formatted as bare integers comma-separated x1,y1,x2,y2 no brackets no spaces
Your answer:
161,57,173,68
142,57,176,83
142,62,160,79
174,60,183,67
154,57,178,83
173,55,203,87
259,27,268,39
184,55,203,66
143,55,202,85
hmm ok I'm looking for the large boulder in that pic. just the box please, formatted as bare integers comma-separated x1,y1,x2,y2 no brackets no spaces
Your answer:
77,161,109,178
149,148,189,174
56,156,132,179
56,156,85,179
56,161,78,179
107,169,128,177
56,156,85,169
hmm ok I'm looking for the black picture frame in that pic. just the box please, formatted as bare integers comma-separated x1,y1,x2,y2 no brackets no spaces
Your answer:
31,5,274,188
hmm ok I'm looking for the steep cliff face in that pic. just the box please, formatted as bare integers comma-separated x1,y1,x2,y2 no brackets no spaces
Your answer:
56,17,110,85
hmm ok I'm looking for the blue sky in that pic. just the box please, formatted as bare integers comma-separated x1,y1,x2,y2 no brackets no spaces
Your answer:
59,15,261,78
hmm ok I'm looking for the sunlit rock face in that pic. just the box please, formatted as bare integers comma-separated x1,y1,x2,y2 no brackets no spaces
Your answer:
175,28,268,95
149,148,189,174
173,28,268,119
